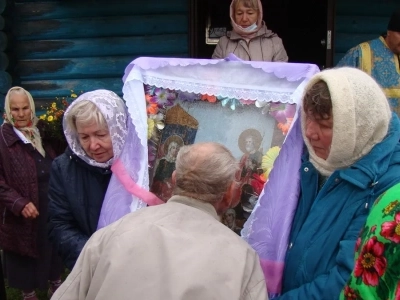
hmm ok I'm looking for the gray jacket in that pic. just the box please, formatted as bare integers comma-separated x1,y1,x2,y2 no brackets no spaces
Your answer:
212,25,288,62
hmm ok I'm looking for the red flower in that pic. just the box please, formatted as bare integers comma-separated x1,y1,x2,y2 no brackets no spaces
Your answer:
395,281,400,300
354,237,387,286
381,212,400,243
343,285,359,300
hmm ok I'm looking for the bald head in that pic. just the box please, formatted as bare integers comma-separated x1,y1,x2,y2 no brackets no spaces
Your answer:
174,142,238,203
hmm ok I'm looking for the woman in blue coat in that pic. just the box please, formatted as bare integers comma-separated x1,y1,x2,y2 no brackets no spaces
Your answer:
278,67,400,299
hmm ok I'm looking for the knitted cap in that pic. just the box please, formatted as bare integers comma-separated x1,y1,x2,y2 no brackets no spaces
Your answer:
388,9,400,32
301,67,392,176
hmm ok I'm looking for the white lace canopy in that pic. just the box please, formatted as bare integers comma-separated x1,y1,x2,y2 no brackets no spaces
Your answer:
123,56,320,151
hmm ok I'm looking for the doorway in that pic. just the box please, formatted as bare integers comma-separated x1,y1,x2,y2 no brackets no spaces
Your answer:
189,0,334,69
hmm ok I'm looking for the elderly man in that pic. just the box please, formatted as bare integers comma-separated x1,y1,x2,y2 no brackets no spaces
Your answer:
337,8,400,115
51,142,268,300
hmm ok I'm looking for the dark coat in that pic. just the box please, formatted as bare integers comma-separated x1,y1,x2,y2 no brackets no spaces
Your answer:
48,147,112,270
0,122,56,257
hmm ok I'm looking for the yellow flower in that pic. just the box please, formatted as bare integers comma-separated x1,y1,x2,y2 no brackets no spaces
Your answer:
147,118,155,139
51,102,57,108
47,116,54,122
384,200,399,215
261,146,281,180
71,93,78,98
39,115,46,120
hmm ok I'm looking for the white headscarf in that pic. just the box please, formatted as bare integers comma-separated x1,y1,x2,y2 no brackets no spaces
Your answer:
230,0,264,39
63,89,152,229
63,89,128,168
301,67,392,176
4,86,45,157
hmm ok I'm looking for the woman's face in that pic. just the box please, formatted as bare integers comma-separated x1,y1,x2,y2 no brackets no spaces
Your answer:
76,120,113,163
304,112,333,160
234,2,259,27
9,93,32,128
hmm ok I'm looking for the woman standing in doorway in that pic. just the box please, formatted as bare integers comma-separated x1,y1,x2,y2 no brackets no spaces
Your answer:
212,0,288,61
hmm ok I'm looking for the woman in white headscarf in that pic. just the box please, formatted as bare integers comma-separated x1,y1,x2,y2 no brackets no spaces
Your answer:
274,67,400,299
212,0,288,61
48,89,162,271
0,87,63,300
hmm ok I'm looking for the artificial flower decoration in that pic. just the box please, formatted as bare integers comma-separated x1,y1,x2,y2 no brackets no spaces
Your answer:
251,173,266,195
176,91,201,102
261,146,281,180
255,100,271,115
201,94,217,103
146,94,158,115
256,102,296,135
354,236,387,286
239,99,256,105
217,96,241,110
277,117,293,135
152,87,176,107
147,113,165,139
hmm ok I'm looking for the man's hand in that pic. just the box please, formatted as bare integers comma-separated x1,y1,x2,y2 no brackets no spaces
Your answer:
21,202,39,219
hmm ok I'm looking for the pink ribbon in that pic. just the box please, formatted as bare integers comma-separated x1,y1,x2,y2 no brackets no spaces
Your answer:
111,159,164,206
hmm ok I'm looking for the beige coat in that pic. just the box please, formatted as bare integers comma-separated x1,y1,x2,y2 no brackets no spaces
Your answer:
212,25,288,62
52,195,268,300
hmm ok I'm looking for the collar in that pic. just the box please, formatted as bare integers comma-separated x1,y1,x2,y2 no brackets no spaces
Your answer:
168,195,219,221
13,127,31,144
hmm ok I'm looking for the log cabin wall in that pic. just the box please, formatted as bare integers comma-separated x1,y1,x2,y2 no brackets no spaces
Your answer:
1,0,189,118
334,0,398,65
0,0,11,114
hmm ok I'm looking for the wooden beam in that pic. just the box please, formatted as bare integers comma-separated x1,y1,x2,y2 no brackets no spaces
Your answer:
14,1,189,20
19,78,123,98
14,15,188,40
15,54,189,80
16,34,189,59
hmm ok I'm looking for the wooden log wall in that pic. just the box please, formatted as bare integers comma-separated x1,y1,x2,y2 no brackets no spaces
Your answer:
334,0,398,65
3,0,189,117
0,0,10,115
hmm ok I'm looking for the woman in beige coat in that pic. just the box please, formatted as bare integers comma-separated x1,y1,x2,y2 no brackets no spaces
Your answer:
212,0,288,62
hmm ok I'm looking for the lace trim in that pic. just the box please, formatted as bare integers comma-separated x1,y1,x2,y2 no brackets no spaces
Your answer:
128,57,320,82
142,75,294,103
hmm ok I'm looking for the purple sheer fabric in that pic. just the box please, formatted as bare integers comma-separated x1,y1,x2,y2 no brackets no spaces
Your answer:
97,116,148,230
123,55,320,83
242,116,304,298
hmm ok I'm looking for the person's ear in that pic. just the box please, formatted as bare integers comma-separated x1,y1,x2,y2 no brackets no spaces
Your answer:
171,170,176,185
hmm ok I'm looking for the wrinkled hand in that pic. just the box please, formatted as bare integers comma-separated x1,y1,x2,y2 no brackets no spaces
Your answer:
21,202,39,219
